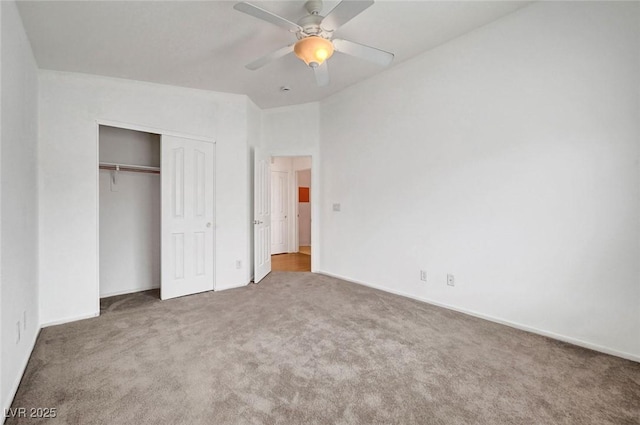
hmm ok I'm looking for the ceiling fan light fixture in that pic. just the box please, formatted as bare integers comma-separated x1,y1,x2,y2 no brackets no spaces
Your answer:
294,36,334,68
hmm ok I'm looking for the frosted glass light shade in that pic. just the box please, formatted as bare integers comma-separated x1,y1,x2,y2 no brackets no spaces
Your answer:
294,36,334,67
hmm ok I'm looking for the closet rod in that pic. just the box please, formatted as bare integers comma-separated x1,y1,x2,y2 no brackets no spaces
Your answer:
99,162,160,174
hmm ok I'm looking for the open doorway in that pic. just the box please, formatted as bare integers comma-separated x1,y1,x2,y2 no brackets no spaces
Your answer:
270,156,312,272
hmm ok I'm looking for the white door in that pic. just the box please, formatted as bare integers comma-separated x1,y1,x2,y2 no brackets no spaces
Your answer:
161,135,215,300
271,171,288,255
254,149,271,283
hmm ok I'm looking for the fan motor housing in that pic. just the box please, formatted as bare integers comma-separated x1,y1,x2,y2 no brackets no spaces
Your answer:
297,14,326,38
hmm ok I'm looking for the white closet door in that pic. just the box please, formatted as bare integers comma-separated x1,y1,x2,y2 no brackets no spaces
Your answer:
161,135,215,300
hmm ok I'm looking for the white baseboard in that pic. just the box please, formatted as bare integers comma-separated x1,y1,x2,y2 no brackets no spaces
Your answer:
319,271,640,363
99,285,160,299
2,328,40,424
41,311,99,328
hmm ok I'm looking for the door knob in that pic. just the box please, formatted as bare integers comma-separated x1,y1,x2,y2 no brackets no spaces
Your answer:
206,222,212,228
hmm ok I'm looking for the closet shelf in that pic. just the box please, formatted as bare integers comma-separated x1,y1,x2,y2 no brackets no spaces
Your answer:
99,162,160,174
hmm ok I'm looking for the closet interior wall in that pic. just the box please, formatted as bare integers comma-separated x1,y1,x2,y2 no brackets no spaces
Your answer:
99,126,161,298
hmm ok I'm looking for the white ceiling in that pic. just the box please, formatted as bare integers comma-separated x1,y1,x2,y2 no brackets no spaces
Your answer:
17,1,531,109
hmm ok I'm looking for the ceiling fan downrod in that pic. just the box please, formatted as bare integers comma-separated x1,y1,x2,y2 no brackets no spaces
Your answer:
305,0,323,15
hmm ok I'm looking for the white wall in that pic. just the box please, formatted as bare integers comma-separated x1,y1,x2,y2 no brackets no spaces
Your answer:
319,1,640,359
297,169,311,246
99,126,160,297
1,2,4,412
99,125,160,166
263,103,321,269
297,169,311,186
1,0,39,412
39,71,251,326
293,157,312,171
263,103,319,155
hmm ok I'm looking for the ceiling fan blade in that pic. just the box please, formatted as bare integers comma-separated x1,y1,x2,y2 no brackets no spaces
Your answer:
333,39,394,66
246,44,294,70
314,62,330,87
321,0,374,32
233,2,302,33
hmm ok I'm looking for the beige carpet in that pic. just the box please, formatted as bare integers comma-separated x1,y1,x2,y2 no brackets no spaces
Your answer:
8,272,640,424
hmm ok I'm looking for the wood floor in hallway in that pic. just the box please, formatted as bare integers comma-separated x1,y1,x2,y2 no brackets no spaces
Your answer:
271,252,310,272
299,245,311,255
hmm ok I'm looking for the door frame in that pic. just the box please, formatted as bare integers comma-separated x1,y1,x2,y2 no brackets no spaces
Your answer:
263,152,318,272
95,119,216,313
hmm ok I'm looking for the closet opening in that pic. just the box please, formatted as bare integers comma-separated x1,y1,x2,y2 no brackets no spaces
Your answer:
98,125,161,310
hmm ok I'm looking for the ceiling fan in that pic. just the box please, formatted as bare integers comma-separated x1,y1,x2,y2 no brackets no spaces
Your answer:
233,0,394,86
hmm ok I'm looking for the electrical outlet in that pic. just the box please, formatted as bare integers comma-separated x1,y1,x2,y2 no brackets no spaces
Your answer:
332,203,341,212
447,274,455,286
420,270,427,282
16,322,21,344
235,260,242,269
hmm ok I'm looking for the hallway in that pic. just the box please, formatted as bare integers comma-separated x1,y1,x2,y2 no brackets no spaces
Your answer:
271,247,310,272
